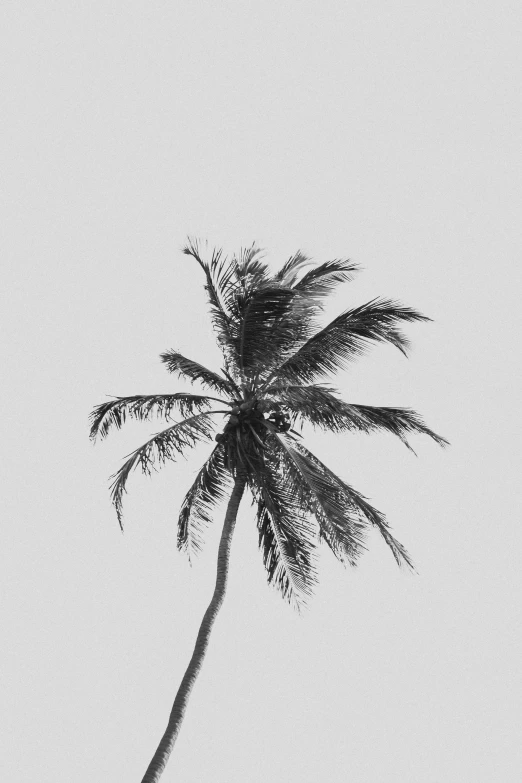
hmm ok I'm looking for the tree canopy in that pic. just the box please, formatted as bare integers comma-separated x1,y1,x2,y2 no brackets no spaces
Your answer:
90,240,447,611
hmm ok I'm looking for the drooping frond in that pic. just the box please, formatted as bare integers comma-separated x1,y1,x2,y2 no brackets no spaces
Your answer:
388,329,411,355
250,456,319,613
265,429,367,566
89,393,218,442
367,516,417,571
292,258,359,307
177,443,233,561
160,350,234,397
271,299,431,385
109,412,218,529
264,384,449,450
332,403,449,450
241,422,320,608
285,438,415,570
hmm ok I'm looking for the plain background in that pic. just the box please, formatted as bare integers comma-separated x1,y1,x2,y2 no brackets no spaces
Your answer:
1,2,521,781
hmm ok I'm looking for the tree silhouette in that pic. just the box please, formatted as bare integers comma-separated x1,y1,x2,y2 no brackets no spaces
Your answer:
90,240,447,781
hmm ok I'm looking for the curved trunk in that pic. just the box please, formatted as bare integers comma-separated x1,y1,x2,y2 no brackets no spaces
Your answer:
140,472,247,783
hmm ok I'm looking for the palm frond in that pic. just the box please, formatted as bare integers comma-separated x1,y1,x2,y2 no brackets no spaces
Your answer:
177,443,233,561
334,403,449,450
182,236,208,275
264,384,448,450
160,350,234,397
266,429,367,566
287,440,415,570
369,519,417,571
272,298,431,385
252,461,319,613
292,258,359,306
274,251,313,287
220,367,243,397
89,393,218,442
256,505,315,614
201,243,272,324
232,244,271,290
236,285,302,375
208,246,238,302
183,238,237,307
269,258,360,355
109,412,218,529
183,239,239,374
387,328,411,357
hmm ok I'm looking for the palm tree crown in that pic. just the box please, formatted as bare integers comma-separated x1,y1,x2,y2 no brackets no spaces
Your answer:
90,240,447,612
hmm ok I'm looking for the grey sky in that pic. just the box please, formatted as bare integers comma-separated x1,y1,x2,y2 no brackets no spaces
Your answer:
1,2,521,781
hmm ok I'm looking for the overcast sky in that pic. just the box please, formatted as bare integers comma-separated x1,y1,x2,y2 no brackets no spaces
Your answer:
2,2,521,781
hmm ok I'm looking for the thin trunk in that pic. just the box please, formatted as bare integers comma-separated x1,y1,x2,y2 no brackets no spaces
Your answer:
140,472,247,783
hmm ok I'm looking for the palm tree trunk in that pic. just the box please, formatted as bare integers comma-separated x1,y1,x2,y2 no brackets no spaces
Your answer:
140,472,247,783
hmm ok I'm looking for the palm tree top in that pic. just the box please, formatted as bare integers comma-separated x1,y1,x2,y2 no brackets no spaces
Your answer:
90,240,447,612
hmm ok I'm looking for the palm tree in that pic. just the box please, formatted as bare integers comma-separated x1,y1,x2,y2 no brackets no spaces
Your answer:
90,240,447,782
